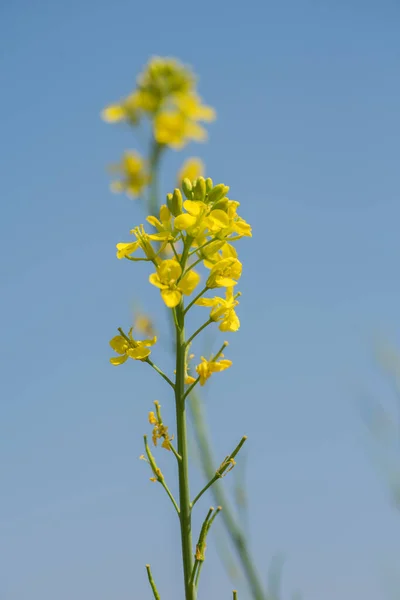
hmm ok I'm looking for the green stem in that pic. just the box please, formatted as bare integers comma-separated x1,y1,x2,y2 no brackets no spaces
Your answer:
145,358,175,389
148,141,163,216
175,300,195,600
186,319,213,348
188,392,266,600
191,436,247,509
184,286,209,315
183,255,204,275
146,564,161,600
188,238,216,258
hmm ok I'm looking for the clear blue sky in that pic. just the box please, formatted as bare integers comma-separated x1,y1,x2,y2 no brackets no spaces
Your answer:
1,1,400,599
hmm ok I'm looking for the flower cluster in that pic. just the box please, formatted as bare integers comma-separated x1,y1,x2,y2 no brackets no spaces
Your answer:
110,174,251,386
102,57,215,199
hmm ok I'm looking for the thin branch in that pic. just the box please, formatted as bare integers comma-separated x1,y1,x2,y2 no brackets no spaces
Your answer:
191,436,247,509
146,564,161,600
183,286,209,315
145,358,175,389
186,319,213,348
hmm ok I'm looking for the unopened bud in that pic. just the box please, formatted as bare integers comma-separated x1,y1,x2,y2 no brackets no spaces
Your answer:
205,177,213,193
212,198,229,211
182,178,193,199
207,183,230,204
193,177,206,201
167,188,183,216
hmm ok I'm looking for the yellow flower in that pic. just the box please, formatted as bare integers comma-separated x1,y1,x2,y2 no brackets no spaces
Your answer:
154,92,215,149
149,259,200,308
178,158,204,186
174,200,209,237
129,225,169,262
109,151,149,198
101,92,142,124
116,241,140,259
137,57,194,108
109,328,157,365
174,92,215,122
196,355,232,386
196,287,240,332
146,205,175,240
206,257,242,288
154,111,207,149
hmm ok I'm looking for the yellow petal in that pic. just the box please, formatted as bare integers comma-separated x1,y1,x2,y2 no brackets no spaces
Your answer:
146,215,162,229
219,312,240,332
109,336,128,354
209,209,230,229
142,336,157,347
116,242,139,259
161,289,182,308
149,273,168,290
195,297,219,307
158,259,182,283
110,354,129,365
174,213,197,231
185,122,207,142
179,270,201,296
211,359,232,372
215,276,238,287
183,200,206,216
127,346,151,360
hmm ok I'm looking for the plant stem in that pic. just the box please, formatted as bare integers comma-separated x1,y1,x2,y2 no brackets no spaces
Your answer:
184,286,209,315
145,358,175,389
188,392,266,600
191,436,247,509
175,301,195,600
186,319,213,348
148,141,163,217
146,564,161,600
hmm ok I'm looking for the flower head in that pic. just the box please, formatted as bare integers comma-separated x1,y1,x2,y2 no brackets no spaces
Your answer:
101,92,142,124
173,200,209,238
196,355,232,386
149,259,200,308
206,257,242,288
109,151,149,198
109,328,157,365
196,287,240,332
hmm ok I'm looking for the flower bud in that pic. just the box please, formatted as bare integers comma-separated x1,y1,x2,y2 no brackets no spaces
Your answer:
167,188,183,216
207,183,230,204
205,178,213,193
182,178,193,199
193,177,206,201
212,198,229,211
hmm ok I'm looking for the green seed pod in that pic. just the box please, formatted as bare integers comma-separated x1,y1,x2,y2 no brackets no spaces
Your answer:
207,183,230,204
205,177,213,193
193,177,206,201
182,178,193,199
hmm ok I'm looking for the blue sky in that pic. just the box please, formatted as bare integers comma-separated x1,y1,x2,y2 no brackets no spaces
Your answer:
1,1,400,599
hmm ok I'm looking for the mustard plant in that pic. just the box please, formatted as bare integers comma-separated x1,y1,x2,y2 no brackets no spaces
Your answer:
103,57,254,600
